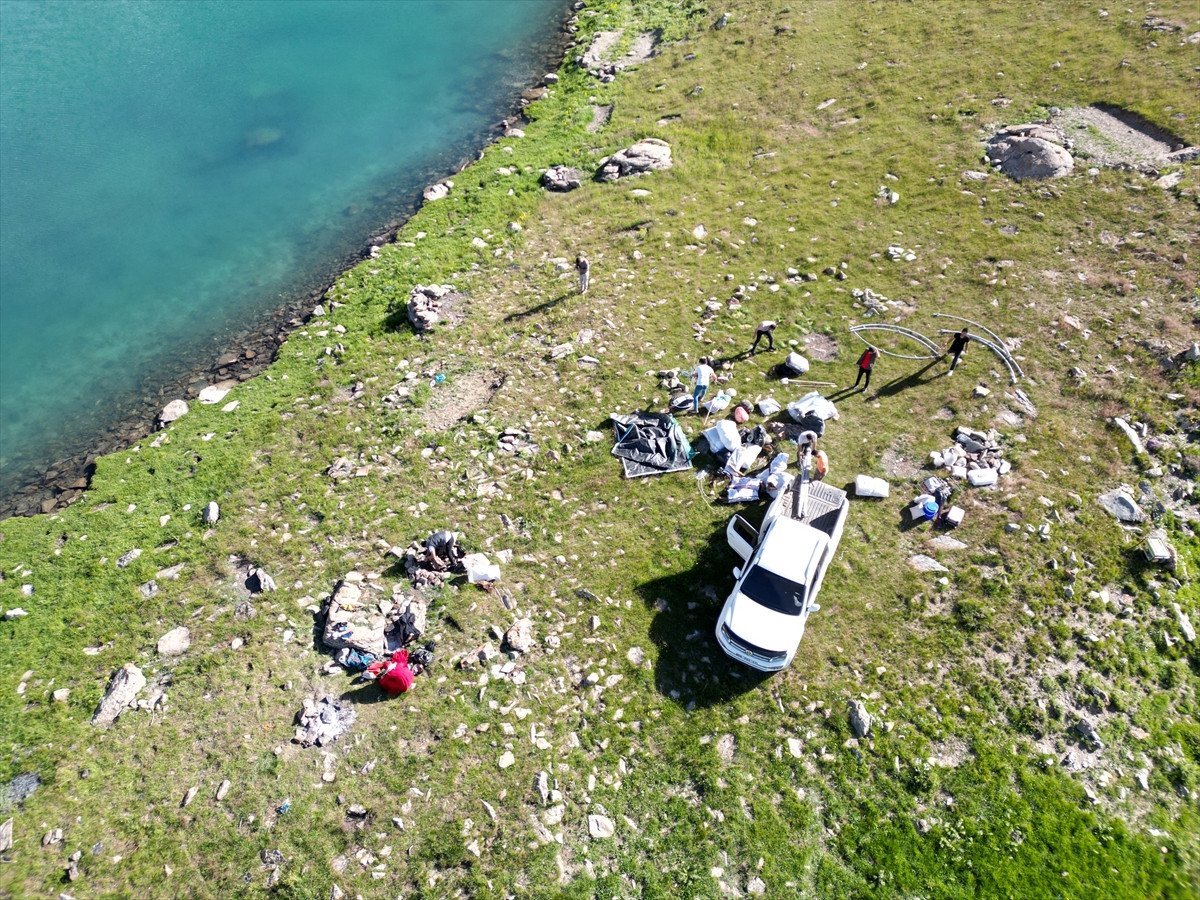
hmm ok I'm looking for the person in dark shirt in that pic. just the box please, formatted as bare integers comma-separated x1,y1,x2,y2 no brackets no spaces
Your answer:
575,254,591,294
853,346,879,391
945,328,970,376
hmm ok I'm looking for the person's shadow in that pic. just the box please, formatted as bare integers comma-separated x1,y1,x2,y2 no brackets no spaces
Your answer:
503,291,573,322
870,358,942,400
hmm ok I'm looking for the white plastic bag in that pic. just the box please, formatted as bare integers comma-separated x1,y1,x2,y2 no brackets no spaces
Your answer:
854,474,890,498
757,397,781,416
785,352,810,374
723,444,762,477
703,420,741,452
787,391,838,422
764,470,793,498
726,477,761,503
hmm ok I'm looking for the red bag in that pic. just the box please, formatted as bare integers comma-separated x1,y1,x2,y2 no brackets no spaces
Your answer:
378,649,414,695
732,406,749,424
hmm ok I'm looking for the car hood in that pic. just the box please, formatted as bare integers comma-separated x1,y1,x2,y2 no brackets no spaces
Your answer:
724,592,804,652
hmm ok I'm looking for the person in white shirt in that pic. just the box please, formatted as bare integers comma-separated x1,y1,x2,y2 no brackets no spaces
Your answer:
691,357,715,412
750,320,777,353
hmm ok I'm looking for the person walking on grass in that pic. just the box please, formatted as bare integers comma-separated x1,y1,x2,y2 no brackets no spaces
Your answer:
750,320,777,353
691,356,715,413
944,327,970,376
575,254,591,295
853,345,879,391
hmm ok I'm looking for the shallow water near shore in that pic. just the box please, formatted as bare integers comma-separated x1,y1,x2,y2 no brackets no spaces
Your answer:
0,0,564,509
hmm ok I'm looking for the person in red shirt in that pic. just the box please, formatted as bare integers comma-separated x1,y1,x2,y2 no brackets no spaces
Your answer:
366,648,417,695
853,346,879,391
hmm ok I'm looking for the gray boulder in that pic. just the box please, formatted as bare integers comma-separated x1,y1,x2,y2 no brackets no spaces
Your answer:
202,501,220,525
92,663,146,726
159,399,189,426
157,626,191,657
541,166,584,192
1097,487,1145,523
597,139,673,182
986,123,1074,181
848,699,872,738
504,618,535,654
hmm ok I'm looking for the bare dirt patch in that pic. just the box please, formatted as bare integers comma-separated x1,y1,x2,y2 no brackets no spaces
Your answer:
880,447,921,479
803,332,839,361
1052,105,1198,171
420,370,505,432
587,104,613,134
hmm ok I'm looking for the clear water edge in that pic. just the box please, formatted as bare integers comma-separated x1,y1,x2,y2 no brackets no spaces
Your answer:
0,0,569,514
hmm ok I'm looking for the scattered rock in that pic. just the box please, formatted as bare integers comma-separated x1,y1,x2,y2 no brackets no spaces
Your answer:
1174,603,1196,642
541,166,584,192
587,814,615,839
422,181,451,202
248,567,276,593
909,554,949,574
157,626,191,657
0,817,11,852
4,608,28,620
202,501,220,525
1097,487,1145,523
116,549,142,569
158,399,189,426
498,751,516,769
52,688,70,702
504,619,535,654
215,780,231,801
1075,717,1103,750
91,663,146,726
597,139,673,182
748,877,767,895
197,382,236,405
181,786,199,808
848,700,872,738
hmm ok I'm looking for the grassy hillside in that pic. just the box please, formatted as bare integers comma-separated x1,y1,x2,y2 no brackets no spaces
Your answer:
1,1,1197,897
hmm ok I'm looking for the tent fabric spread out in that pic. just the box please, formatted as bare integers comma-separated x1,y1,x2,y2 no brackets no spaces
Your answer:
610,412,694,478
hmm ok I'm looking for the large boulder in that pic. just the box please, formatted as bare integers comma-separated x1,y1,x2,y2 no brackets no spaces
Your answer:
541,165,584,192
321,579,387,657
596,139,673,182
847,699,872,738
92,663,146,726
985,123,1074,180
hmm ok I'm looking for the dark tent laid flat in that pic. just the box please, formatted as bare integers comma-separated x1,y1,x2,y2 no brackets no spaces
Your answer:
609,412,694,478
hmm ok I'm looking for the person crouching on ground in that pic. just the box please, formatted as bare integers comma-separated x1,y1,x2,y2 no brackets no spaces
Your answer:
853,345,879,391
365,648,421,696
750,320,777,353
945,327,970,376
691,356,715,412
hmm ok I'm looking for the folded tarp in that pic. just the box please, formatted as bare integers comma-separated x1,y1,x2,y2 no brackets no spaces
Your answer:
787,391,838,423
610,412,694,478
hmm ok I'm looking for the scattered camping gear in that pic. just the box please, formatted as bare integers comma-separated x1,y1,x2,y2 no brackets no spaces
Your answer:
757,397,781,416
610,412,694,478
787,391,838,424
727,475,761,503
723,444,763,477
703,419,741,454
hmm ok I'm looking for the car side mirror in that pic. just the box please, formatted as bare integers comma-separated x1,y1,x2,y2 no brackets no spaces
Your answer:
732,566,742,579
808,603,821,614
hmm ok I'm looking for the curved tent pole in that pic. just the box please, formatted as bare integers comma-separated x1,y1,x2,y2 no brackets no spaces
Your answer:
849,323,941,360
936,329,1019,384
933,313,1024,378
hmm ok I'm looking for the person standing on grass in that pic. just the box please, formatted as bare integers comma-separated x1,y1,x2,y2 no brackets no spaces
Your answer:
853,345,879,391
944,327,970,376
750,320,777,353
575,254,591,295
691,356,715,412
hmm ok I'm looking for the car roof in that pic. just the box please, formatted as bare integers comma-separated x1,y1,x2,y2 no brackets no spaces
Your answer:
757,516,827,579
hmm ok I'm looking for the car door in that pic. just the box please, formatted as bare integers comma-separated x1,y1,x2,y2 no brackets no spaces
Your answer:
726,515,759,561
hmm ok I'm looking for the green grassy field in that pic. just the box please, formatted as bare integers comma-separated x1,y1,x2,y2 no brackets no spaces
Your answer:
1,1,1198,897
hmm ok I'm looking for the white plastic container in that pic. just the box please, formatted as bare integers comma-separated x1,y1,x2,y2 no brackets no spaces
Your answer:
854,474,890,498
967,468,998,487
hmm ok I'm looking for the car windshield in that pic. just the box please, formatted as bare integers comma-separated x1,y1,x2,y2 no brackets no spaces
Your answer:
740,565,806,615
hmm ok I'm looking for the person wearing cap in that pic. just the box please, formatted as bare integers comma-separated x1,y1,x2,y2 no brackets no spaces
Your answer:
750,320,777,353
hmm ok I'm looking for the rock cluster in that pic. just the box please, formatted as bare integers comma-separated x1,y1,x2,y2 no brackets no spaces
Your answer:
541,166,584,192
406,284,462,333
597,139,673,182
985,123,1074,181
294,696,356,748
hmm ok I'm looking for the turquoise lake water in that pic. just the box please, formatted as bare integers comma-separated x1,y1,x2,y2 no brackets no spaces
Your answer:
0,0,563,506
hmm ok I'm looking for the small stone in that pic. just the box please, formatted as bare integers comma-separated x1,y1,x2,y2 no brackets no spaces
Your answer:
202,502,220,525
158,399,188,425
503,619,535,654
748,877,767,895
116,549,142,568
0,818,11,852
215,780,231,801
181,786,199,808
53,688,70,702
498,751,516,769
4,608,28,620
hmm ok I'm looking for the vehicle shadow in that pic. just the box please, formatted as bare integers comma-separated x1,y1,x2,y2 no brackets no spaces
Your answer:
635,511,775,709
